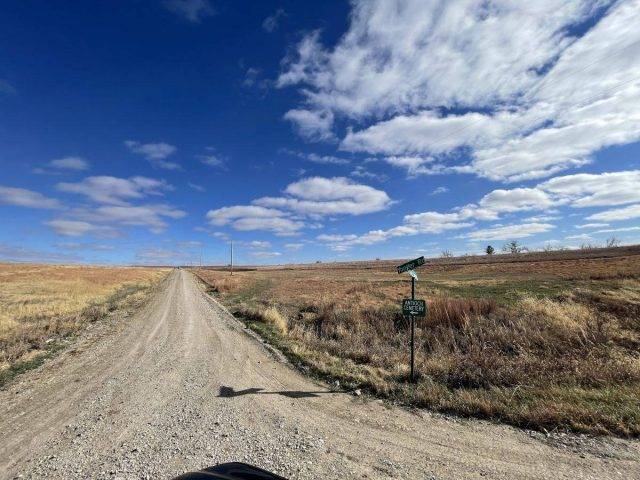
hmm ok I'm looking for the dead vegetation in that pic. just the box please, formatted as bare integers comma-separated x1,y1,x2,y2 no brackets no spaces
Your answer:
0,263,169,384
193,246,640,437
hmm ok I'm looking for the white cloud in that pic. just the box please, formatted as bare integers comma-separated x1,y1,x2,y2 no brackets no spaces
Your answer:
430,186,449,196
0,186,60,209
207,205,286,225
478,188,555,213
125,140,179,169
284,243,303,251
539,170,640,207
51,175,182,235
263,8,285,32
47,203,185,236
256,176,392,216
577,223,609,229
49,156,89,171
593,226,640,234
198,155,225,168
0,243,79,263
206,205,303,235
57,176,171,205
403,211,475,233
278,0,640,183
45,220,101,237
350,165,388,182
248,240,271,249
163,0,215,22
55,242,115,251
205,177,390,235
283,149,350,165
283,109,334,141
249,250,282,259
188,182,205,192
177,240,203,248
311,168,640,251
566,233,593,241
587,204,640,222
280,2,597,117
460,223,555,241
87,204,185,233
135,247,195,265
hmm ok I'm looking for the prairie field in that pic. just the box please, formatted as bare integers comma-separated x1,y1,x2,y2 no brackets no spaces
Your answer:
193,245,640,437
0,263,169,384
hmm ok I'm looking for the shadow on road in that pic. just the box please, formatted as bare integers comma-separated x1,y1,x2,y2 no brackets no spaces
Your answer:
218,385,338,399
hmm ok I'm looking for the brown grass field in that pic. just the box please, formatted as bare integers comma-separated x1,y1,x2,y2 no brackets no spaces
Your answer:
0,263,169,385
193,245,640,437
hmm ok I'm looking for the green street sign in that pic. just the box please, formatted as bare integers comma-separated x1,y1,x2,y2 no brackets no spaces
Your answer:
397,256,425,274
402,299,426,317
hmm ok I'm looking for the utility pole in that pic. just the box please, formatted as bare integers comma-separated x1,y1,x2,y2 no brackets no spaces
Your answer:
230,240,234,276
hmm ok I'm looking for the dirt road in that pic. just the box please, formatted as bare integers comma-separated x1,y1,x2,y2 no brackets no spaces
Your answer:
1,269,638,479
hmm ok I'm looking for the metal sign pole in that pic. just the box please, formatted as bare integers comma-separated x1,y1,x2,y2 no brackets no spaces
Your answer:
410,276,415,383
397,256,426,384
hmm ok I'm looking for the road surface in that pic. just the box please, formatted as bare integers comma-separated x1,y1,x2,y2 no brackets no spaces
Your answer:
1,269,638,479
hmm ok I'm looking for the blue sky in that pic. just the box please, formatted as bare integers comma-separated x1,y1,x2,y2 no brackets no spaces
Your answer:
1,0,639,265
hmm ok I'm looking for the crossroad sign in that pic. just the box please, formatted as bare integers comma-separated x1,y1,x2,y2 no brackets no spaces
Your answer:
402,299,426,317
397,256,425,274
398,255,427,383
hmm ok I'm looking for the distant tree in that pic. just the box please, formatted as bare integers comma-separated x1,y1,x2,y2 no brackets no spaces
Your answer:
485,245,495,255
502,240,526,254
440,250,453,258
606,236,621,248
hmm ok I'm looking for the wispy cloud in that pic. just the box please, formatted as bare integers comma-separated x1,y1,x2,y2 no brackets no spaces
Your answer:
125,140,180,170
0,243,80,263
278,1,640,183
163,0,215,23
49,156,90,171
198,154,225,169
430,186,449,196
460,223,555,241
0,186,61,209
57,176,171,205
282,148,350,165
262,8,285,32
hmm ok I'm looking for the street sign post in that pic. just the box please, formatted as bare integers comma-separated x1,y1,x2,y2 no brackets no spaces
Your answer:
397,256,427,383
396,256,425,274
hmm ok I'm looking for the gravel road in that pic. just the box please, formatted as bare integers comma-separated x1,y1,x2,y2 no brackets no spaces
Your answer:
1,269,638,479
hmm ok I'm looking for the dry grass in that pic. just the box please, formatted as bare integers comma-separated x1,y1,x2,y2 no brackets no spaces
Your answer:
0,263,169,380
193,246,640,437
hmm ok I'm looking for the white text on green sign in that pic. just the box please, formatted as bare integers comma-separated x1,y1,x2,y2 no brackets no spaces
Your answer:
402,299,426,316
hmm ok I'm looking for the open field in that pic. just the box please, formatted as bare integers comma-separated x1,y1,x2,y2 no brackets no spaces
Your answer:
193,245,640,437
0,263,169,385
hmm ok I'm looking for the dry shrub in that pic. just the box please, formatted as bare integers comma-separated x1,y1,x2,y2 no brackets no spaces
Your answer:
260,306,288,335
423,297,497,329
206,276,243,293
